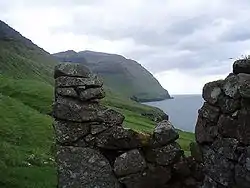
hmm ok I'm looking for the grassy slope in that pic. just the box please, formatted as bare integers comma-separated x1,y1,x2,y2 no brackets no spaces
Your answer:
0,78,56,188
0,40,57,84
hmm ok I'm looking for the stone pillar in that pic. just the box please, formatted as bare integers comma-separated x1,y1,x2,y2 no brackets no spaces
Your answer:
53,63,121,188
195,59,250,188
53,63,202,188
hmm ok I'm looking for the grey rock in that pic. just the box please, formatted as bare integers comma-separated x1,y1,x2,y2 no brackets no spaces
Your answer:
146,164,172,186
233,59,250,75
217,96,240,114
195,114,218,144
217,115,239,139
57,146,121,188
90,123,114,135
152,120,179,146
237,109,250,145
55,76,103,88
77,87,105,101
94,127,141,149
211,138,239,160
238,73,250,98
202,176,224,188
84,134,95,143
223,74,240,99
235,164,250,188
114,149,146,177
118,172,149,188
71,138,89,147
198,102,220,123
119,164,171,188
145,142,183,166
53,96,105,122
173,157,191,178
53,120,90,144
97,108,125,125
203,80,223,105
54,63,91,78
202,147,235,187
56,87,78,98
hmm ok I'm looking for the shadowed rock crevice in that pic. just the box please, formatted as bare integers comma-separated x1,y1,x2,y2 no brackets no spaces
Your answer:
53,63,203,188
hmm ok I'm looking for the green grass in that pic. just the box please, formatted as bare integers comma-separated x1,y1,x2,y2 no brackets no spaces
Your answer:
0,94,56,188
0,40,57,84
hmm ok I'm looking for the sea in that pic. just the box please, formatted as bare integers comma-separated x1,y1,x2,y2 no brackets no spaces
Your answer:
144,95,204,132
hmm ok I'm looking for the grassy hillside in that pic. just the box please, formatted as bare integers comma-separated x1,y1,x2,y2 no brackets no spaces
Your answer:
0,20,194,187
0,20,57,83
53,50,171,102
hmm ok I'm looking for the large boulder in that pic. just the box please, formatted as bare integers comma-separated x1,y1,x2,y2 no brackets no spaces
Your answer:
198,102,220,123
222,74,240,99
195,114,218,144
77,87,105,101
114,149,146,177
93,127,142,149
145,142,183,166
202,80,223,105
57,146,121,188
97,109,125,125
54,63,91,78
217,114,239,139
119,164,172,188
52,96,105,122
233,59,250,75
202,147,235,187
217,96,240,114
211,138,239,160
53,120,90,144
152,120,179,146
238,73,250,98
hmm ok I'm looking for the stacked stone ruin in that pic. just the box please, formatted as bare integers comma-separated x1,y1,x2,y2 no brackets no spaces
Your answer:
196,59,250,187
52,63,202,188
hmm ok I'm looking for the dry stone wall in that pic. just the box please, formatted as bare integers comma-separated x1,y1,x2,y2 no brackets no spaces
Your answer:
52,63,202,188
195,59,250,188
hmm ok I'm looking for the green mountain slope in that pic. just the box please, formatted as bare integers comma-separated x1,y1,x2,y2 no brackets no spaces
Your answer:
53,50,171,102
0,20,57,83
0,20,194,187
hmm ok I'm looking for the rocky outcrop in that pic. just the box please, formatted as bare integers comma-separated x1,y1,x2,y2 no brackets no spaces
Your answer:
53,63,202,188
196,58,250,188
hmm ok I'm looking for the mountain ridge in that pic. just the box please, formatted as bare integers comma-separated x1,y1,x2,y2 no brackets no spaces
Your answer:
53,50,171,102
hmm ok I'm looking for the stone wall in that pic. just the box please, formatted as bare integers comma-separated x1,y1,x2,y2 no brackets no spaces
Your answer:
52,63,202,188
195,59,250,188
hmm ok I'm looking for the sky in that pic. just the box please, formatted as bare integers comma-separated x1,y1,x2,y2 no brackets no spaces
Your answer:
1,0,250,94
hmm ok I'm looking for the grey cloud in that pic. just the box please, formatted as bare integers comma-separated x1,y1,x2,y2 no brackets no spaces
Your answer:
2,0,250,76
52,0,250,75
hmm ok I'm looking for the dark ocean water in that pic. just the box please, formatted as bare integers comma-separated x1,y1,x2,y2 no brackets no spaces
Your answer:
144,95,204,132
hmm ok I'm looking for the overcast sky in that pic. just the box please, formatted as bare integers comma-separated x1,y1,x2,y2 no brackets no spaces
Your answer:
1,0,250,94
